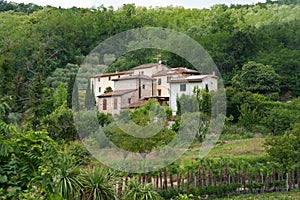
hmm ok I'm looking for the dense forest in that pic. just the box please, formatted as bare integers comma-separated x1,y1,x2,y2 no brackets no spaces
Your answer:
0,0,300,199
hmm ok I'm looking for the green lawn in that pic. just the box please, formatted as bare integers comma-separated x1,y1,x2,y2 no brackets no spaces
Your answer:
208,138,266,158
219,190,300,199
180,138,266,162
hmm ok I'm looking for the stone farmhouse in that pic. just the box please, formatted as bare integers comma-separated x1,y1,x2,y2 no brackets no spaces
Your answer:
90,63,218,115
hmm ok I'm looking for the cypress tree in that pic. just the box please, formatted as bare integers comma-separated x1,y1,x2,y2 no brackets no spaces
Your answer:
67,74,80,110
84,80,95,110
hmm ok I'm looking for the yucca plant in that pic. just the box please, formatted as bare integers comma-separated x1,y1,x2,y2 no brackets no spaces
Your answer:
56,155,81,200
79,166,117,200
122,178,162,200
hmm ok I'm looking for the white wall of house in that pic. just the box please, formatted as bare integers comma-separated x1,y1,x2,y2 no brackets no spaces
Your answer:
91,72,132,99
153,68,201,98
115,78,155,99
155,75,170,97
115,79,137,90
154,74,191,97
133,64,168,77
169,76,218,116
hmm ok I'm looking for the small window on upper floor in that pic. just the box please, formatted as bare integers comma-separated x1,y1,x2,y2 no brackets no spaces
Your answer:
108,76,111,81
158,78,162,85
142,84,145,89
128,98,131,104
118,75,121,78
98,78,100,82
167,76,171,82
180,84,186,91
139,71,144,75
99,87,101,93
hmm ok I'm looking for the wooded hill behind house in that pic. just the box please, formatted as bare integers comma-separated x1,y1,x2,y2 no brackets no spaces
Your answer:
0,0,299,116
0,0,300,199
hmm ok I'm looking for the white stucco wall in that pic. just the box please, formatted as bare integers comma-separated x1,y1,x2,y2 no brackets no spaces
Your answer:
91,72,132,99
133,65,168,77
115,79,138,90
169,76,218,116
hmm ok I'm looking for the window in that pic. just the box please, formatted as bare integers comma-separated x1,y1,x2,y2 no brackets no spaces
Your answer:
158,78,162,85
103,99,107,110
158,89,161,96
114,98,118,109
139,71,144,75
128,98,131,104
180,84,186,91
98,78,100,82
118,75,121,78
142,84,145,89
167,76,171,82
205,84,209,91
99,87,101,93
108,76,111,81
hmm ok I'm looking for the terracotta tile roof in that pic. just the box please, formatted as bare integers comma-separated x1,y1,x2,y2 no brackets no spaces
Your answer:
126,99,148,108
169,75,218,83
97,89,136,97
132,63,168,70
152,67,200,77
113,75,156,81
91,70,133,78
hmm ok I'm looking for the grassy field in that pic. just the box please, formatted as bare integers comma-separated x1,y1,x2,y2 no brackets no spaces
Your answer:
219,190,300,199
207,138,265,158
179,138,266,162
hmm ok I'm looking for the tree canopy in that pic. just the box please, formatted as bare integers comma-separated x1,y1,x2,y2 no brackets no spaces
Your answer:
232,61,281,94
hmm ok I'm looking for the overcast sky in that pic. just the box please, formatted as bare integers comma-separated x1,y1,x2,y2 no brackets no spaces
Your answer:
12,0,266,9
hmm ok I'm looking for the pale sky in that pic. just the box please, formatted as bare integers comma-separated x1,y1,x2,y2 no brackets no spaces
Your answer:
12,0,266,9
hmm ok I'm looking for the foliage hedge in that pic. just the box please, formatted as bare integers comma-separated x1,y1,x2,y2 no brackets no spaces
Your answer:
158,184,242,199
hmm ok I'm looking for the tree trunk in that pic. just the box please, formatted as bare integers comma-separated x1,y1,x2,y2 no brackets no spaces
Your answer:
118,177,123,198
142,175,146,184
197,168,202,187
297,170,300,189
208,169,213,186
225,165,229,184
292,170,295,189
265,176,270,191
214,176,217,186
288,172,292,190
242,168,246,191
125,176,128,186
170,172,174,188
272,169,276,183
160,172,163,189
163,167,168,190
187,170,190,190
177,172,182,189
202,166,206,186
286,172,289,191
220,169,223,185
